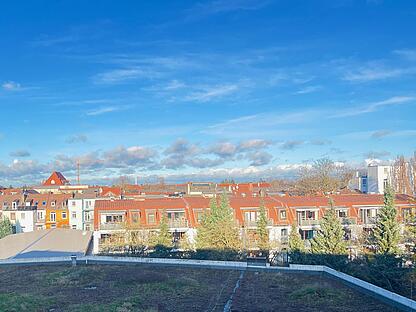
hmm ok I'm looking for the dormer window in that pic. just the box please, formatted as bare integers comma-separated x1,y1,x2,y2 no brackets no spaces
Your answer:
12,201,18,209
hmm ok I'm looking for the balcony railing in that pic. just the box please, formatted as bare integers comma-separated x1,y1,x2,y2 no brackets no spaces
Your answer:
243,219,273,227
340,217,356,225
297,219,320,227
167,219,188,228
360,216,377,225
100,223,124,230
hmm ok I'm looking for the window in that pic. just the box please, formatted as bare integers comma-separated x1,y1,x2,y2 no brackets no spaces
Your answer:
85,224,91,231
281,228,288,237
244,211,258,223
62,211,67,219
71,201,76,206
383,178,388,189
131,212,140,223
35,201,39,206
85,212,91,221
105,215,123,223
338,210,347,218
20,213,25,220
51,201,55,207
37,211,44,220
147,212,156,224
51,224,56,229
72,212,77,219
42,201,46,206
50,212,56,222
10,212,16,221
12,201,17,209
194,209,205,223
280,210,287,220
72,225,77,230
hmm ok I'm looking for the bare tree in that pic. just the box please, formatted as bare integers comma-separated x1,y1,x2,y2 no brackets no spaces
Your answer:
295,158,353,195
391,154,416,196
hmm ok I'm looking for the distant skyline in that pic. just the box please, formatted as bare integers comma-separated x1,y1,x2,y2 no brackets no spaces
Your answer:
1,0,416,185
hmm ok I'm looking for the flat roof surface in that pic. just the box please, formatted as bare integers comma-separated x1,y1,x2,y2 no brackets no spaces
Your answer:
0,229,92,260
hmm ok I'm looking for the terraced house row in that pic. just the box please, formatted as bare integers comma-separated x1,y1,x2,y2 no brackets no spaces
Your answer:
92,193,416,253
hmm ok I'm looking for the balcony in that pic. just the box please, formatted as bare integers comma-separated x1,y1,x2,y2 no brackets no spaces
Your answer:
360,216,377,225
243,219,273,227
340,217,356,225
167,218,188,228
100,223,124,230
297,219,320,227
280,236,289,244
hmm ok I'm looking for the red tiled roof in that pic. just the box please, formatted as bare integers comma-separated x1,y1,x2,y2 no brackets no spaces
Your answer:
43,172,69,186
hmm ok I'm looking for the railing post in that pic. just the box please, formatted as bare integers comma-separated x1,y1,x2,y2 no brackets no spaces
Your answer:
71,255,77,267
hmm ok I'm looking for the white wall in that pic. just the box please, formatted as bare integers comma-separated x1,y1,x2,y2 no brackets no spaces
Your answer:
3,210,36,233
68,199,83,230
367,165,391,194
68,198,96,231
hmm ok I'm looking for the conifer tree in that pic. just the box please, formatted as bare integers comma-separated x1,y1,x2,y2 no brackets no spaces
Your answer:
257,200,269,251
153,213,172,248
311,199,347,254
288,223,305,252
0,217,12,239
196,193,241,250
195,197,217,249
374,185,400,255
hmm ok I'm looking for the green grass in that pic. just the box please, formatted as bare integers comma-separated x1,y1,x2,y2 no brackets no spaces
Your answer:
0,293,54,312
289,284,345,304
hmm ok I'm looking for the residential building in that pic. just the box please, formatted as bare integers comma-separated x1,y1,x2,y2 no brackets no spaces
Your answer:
367,164,392,194
92,193,416,253
68,192,98,231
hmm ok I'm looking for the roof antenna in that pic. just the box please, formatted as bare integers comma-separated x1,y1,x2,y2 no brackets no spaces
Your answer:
77,160,80,185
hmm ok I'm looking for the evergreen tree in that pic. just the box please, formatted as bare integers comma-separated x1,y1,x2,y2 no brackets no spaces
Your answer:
152,213,172,248
0,217,12,239
196,193,241,250
374,185,400,255
288,223,304,252
195,197,217,249
311,198,347,254
257,200,269,251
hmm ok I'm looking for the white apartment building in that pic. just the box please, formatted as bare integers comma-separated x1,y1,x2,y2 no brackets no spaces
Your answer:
68,195,97,231
367,165,392,194
2,203,37,233
350,164,392,194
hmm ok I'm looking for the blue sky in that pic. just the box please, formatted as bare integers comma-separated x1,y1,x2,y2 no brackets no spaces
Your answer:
1,0,416,185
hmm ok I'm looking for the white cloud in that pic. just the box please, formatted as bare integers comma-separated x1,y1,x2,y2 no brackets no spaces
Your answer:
342,64,413,82
9,150,31,157
189,0,271,16
2,81,21,91
393,49,416,61
294,85,322,94
93,68,158,84
184,84,239,102
86,105,131,116
330,96,415,118
66,134,88,144
165,79,186,90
